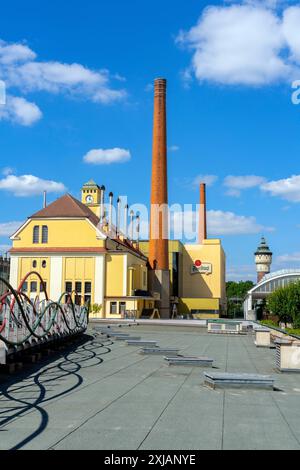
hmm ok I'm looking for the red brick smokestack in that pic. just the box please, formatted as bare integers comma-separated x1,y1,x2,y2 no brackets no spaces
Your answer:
199,183,207,244
149,78,169,270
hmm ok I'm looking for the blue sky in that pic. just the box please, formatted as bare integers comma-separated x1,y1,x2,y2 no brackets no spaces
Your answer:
1,0,300,281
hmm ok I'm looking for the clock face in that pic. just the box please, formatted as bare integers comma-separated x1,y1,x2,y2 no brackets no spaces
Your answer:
86,195,93,204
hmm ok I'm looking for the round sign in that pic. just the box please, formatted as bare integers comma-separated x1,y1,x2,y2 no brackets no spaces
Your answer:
195,260,202,267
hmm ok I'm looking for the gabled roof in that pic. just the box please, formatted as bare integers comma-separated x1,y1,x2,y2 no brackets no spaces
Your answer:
30,194,100,227
11,193,147,260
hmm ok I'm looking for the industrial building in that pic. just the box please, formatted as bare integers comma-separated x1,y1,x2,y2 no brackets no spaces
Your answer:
8,78,226,319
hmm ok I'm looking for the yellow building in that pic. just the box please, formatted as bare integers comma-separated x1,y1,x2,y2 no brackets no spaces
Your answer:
139,238,226,318
9,181,154,319
9,179,226,320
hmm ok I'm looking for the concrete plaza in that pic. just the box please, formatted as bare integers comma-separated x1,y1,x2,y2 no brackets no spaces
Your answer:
0,323,300,450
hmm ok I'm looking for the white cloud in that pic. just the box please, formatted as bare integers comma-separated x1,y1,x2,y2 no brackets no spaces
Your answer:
192,174,218,188
0,95,42,126
261,174,300,202
178,2,300,86
0,245,11,255
168,145,180,152
282,6,300,63
0,40,36,64
277,252,300,263
224,175,266,196
0,221,23,236
2,167,14,176
0,174,66,197
0,39,127,125
207,210,274,235
6,61,126,103
83,148,131,165
226,264,256,282
171,208,273,238
175,174,218,191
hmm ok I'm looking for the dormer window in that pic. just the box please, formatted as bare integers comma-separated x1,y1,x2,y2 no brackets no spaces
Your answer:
33,226,39,244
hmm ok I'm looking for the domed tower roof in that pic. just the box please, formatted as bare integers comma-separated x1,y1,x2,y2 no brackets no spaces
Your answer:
255,236,272,256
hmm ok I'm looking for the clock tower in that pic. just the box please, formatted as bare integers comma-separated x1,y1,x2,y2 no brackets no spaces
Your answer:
81,180,101,217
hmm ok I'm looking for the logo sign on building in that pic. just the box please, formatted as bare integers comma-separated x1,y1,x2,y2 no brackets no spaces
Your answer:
191,259,212,275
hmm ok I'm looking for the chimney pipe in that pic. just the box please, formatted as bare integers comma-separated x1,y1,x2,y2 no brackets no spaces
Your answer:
136,214,140,248
43,191,47,209
108,192,113,233
124,204,129,239
149,78,169,270
100,185,105,223
130,210,135,241
116,198,121,237
199,183,207,244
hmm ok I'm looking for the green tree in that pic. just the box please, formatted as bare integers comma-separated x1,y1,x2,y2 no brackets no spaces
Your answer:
226,281,254,300
267,281,300,327
226,281,255,318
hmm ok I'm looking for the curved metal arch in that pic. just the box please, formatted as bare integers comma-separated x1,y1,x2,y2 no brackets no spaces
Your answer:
249,271,300,295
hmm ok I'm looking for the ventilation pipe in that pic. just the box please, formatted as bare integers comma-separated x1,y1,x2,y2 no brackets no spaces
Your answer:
116,198,121,237
136,213,140,248
124,204,129,239
100,185,105,223
43,191,47,209
130,210,135,241
108,192,113,233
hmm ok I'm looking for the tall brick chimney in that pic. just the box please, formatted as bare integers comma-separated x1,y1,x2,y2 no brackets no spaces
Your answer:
199,183,207,244
149,78,169,270
149,78,170,318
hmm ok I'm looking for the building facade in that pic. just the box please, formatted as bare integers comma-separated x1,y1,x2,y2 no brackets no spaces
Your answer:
244,270,300,320
9,186,154,319
140,238,226,318
0,256,10,295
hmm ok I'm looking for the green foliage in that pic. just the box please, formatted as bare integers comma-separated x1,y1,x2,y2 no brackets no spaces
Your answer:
260,319,279,328
226,281,255,318
91,303,102,313
226,281,255,300
267,280,300,327
285,328,300,336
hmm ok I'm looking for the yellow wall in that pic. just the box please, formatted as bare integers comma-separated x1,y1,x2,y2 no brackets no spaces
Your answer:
179,297,219,314
105,254,124,297
14,219,105,249
62,256,95,302
182,241,222,299
18,256,50,296
139,238,226,314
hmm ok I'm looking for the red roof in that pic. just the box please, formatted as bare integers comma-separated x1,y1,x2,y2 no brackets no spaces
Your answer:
30,194,100,227
22,193,147,260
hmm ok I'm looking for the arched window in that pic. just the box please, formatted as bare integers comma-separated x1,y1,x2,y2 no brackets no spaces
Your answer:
33,226,39,244
42,226,48,244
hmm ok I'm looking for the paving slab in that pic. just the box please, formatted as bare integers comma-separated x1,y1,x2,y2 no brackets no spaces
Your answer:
0,324,299,450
